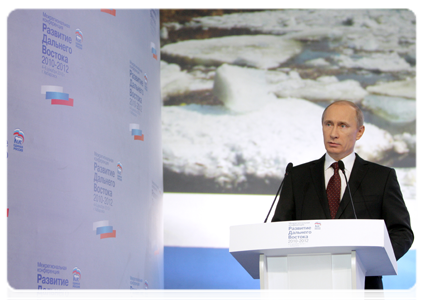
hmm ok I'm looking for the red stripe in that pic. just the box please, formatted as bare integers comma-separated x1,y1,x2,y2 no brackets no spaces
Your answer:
51,98,74,106
134,135,144,141
100,230,116,239
101,9,116,16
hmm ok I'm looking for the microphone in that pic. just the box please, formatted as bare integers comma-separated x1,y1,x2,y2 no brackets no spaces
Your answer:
264,162,293,223
338,160,357,219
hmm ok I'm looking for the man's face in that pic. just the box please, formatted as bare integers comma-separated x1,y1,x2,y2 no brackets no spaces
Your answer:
322,103,365,161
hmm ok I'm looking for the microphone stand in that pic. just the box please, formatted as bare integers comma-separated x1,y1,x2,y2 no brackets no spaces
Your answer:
264,163,293,223
338,160,357,219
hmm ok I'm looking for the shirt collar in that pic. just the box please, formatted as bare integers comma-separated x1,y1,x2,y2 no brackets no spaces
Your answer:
325,152,356,172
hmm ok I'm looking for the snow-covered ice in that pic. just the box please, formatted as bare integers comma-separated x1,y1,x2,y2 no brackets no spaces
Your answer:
273,74,368,102
362,95,416,123
161,35,303,69
213,64,277,113
366,78,416,99
162,98,411,189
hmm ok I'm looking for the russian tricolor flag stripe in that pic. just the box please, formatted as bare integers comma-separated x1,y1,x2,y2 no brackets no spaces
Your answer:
129,123,139,131
100,230,116,239
93,221,116,239
46,91,69,101
51,98,74,106
151,42,158,60
41,85,74,107
132,129,142,136
96,226,114,235
41,85,63,94
101,9,116,16
93,220,109,230
130,124,144,141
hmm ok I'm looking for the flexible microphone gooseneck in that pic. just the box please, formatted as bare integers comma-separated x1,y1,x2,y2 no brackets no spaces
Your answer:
338,160,357,219
264,162,293,223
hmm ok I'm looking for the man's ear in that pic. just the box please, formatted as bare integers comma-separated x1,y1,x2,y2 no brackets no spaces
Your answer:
356,125,365,141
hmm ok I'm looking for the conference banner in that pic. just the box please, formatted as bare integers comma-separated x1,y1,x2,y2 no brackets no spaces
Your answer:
7,9,163,289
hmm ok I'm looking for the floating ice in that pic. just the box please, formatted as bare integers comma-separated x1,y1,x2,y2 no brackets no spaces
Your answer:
362,95,416,123
161,35,303,69
394,132,416,154
161,61,214,101
355,123,395,162
177,9,415,55
273,74,367,102
213,64,277,113
395,168,416,199
160,61,192,101
366,78,416,99
162,99,326,188
333,52,411,72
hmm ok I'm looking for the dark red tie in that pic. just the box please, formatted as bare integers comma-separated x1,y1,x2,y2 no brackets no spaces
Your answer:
327,162,341,219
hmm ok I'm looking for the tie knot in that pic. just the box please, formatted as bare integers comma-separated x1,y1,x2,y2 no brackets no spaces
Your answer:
331,162,339,172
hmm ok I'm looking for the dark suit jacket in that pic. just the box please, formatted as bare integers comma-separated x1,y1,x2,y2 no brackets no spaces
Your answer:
272,153,414,289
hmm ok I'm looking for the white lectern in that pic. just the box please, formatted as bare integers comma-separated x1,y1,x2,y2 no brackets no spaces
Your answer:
229,220,397,289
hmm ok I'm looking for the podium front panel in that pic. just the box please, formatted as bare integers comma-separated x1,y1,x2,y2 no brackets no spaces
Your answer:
230,220,397,280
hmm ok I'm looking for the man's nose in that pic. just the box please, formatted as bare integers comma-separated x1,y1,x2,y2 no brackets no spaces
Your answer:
330,126,339,138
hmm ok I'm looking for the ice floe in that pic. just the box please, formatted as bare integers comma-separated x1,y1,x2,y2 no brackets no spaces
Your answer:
161,35,303,69
333,52,412,73
213,64,277,113
394,132,416,155
273,73,368,102
161,61,214,101
176,9,415,54
366,78,416,99
362,95,416,123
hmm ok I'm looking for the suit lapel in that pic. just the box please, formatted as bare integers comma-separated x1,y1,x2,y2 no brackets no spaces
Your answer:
336,154,368,218
310,155,332,219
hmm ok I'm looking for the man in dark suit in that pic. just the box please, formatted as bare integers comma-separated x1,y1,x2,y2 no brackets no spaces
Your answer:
272,100,414,289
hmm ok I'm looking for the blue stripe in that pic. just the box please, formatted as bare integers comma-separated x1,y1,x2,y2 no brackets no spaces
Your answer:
96,226,113,235
46,91,69,100
132,129,142,136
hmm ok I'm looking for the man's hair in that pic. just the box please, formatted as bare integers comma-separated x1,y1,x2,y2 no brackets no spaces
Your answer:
321,100,364,128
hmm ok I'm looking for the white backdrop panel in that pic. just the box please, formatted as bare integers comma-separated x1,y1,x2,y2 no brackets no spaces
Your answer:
7,9,163,289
